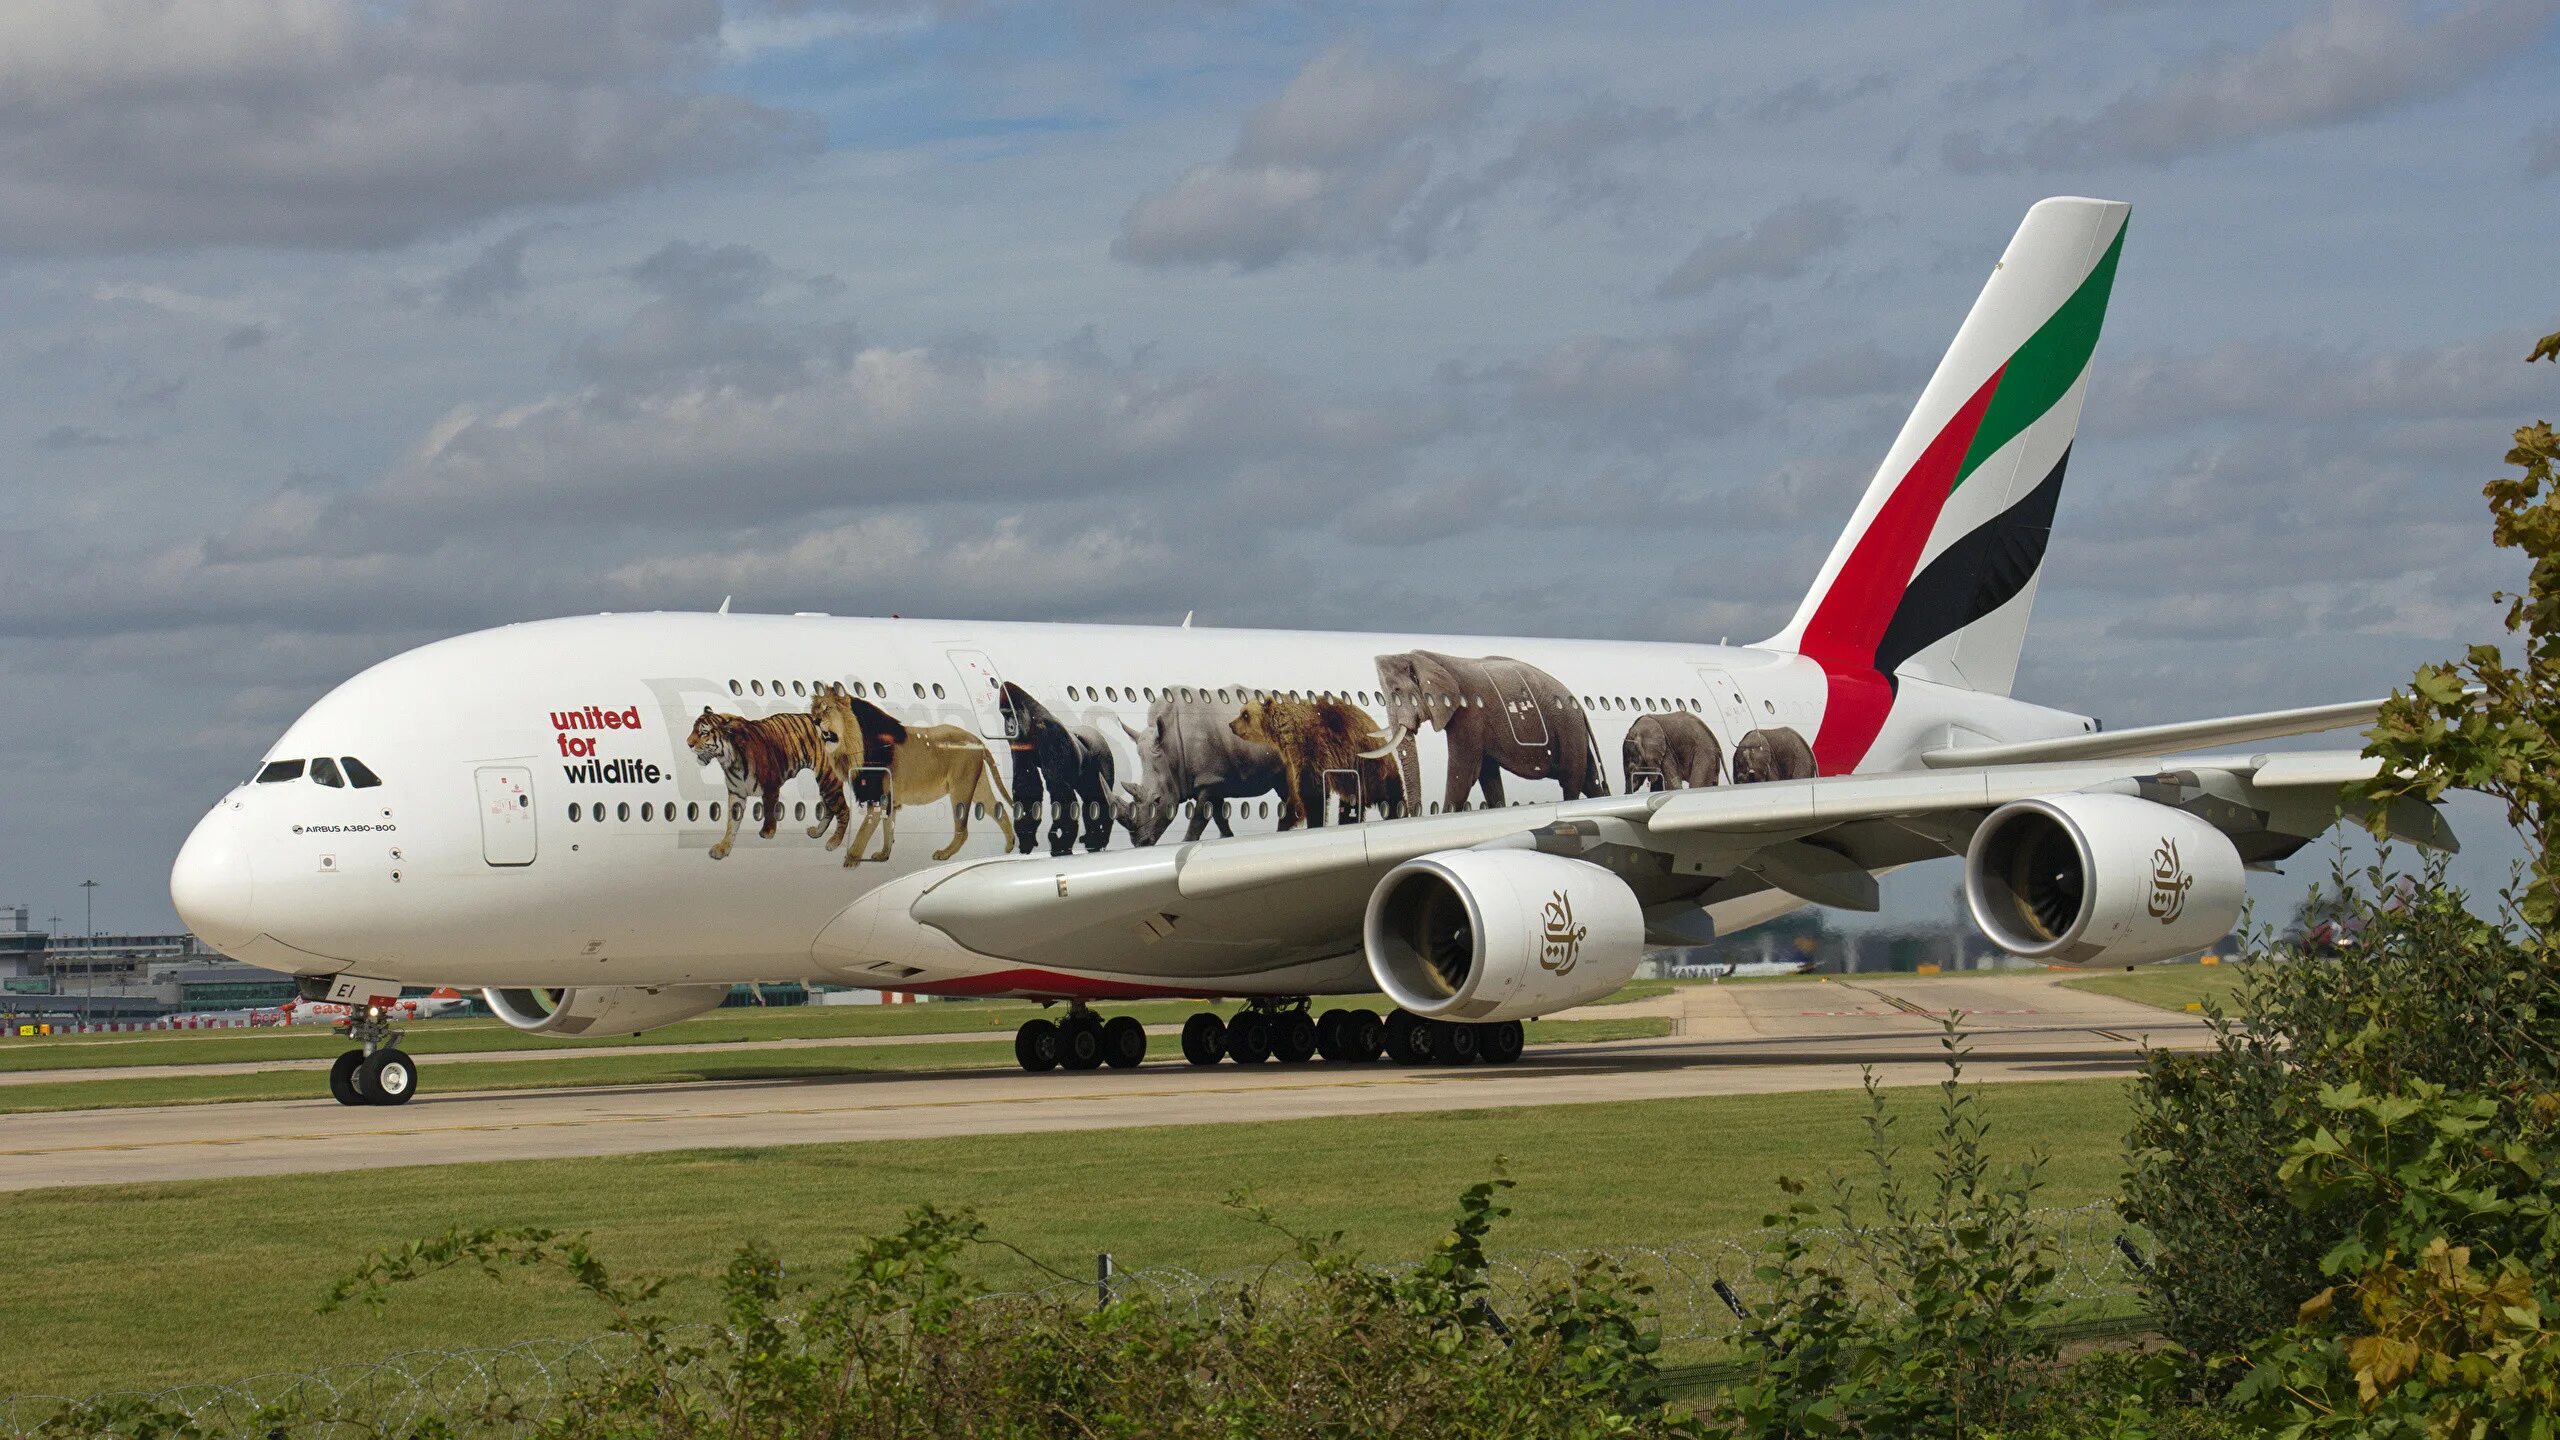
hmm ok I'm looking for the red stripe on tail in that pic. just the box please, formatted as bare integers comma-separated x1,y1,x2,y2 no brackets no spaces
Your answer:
1802,368,2004,773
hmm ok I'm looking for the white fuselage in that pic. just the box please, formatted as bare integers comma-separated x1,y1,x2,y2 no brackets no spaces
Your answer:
170,612,2087,997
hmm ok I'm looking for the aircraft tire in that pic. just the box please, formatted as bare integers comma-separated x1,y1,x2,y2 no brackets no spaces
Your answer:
328,1050,366,1106
1102,1015,1147,1069
1179,1012,1225,1066
1273,1010,1319,1063
1061,1016,1105,1071
1341,1009,1385,1062
1226,1010,1273,1064
1313,1009,1350,1061
360,1048,418,1105
1479,1020,1526,1065
1383,1011,1424,1065
1433,1020,1478,1066
1015,1019,1061,1072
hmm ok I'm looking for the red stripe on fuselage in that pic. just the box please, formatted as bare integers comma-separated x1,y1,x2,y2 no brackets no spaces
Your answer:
1801,368,2004,773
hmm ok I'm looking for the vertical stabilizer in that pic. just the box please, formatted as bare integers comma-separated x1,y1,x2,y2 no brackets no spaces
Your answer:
1765,196,2127,772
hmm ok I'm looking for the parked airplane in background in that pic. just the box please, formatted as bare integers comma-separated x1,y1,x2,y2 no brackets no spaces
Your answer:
170,198,2450,1107
277,987,472,1026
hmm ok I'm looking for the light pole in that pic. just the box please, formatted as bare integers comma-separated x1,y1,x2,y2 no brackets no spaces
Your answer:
79,880,98,1019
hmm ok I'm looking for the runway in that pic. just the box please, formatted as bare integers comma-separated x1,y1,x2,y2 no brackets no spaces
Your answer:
0,975,2208,1193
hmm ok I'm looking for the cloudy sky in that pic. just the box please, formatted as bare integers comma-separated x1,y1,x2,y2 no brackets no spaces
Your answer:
4,0,2555,936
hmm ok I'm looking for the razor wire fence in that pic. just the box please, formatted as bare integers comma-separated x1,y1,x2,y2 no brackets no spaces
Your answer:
2,1202,2154,1438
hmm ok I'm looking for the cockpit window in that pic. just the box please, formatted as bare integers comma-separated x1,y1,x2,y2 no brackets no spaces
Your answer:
309,757,346,788
342,757,383,788
255,759,305,784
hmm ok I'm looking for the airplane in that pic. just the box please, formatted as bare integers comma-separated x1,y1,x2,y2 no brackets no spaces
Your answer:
275,987,473,1026
168,197,2452,1107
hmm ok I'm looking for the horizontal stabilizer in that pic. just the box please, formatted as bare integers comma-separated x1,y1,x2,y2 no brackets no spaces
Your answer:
1918,697,2385,769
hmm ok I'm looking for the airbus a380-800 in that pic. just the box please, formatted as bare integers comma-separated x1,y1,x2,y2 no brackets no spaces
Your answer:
168,198,2451,1107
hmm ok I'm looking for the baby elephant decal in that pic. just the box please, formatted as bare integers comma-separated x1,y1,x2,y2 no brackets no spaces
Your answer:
1731,726,1817,784
1622,711,1722,792
809,686,1015,866
1228,696,1406,828
687,708,847,860
1371,651,1607,813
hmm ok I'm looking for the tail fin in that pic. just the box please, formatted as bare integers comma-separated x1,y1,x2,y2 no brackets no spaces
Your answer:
1766,195,2127,772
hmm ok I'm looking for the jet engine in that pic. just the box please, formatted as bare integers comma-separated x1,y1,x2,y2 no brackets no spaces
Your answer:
1363,850,1644,1023
1964,794,2244,966
481,984,731,1038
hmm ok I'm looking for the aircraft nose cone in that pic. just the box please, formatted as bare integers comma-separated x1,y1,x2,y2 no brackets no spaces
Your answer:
171,806,256,953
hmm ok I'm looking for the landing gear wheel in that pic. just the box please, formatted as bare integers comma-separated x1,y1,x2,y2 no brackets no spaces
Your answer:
1180,1012,1226,1066
1102,1015,1147,1069
359,1048,418,1105
1434,1021,1479,1066
1061,1016,1105,1071
328,1050,366,1106
1015,1018,1061,1072
1314,1009,1350,1061
1341,1009,1384,1062
1384,1010,1425,1065
1479,1019,1526,1065
1273,1010,1319,1063
1226,1009,1273,1064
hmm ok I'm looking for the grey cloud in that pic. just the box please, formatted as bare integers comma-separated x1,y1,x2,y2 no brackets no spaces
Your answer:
0,0,821,255
1945,0,2560,171
34,424,124,450
1741,74,1894,125
629,240,778,309
1773,342,1931,401
433,228,541,313
1451,319,1767,442
222,324,270,352
1656,197,1856,296
1112,44,1491,271
2530,122,2560,177
2091,330,2554,434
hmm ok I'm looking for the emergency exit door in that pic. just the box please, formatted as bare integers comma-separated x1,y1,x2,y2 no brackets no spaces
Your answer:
475,766,538,866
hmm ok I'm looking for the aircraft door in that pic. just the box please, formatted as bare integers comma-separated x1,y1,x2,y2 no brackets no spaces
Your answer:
944,650,1012,740
1323,767,1362,824
1693,668,1755,778
475,766,538,866
1486,661,1551,747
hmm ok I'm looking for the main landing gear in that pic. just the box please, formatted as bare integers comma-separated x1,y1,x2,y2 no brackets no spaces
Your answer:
328,1004,418,1107
1008,999,1526,1073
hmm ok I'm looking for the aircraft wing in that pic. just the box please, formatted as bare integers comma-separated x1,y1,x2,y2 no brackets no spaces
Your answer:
1917,697,2386,769
882,748,2443,983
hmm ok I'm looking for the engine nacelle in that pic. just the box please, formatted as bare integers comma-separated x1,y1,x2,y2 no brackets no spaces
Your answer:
1964,794,2244,966
1363,850,1644,1022
481,984,730,1038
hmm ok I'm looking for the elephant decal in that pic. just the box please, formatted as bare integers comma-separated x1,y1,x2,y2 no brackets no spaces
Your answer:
1622,711,1722,792
997,681,1117,856
1371,651,1608,813
1731,726,1817,784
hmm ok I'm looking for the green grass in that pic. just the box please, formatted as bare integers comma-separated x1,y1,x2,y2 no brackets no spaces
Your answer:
2062,962,2250,1014
0,1075,2134,1399
0,1017,1669,1114
0,999,1264,1073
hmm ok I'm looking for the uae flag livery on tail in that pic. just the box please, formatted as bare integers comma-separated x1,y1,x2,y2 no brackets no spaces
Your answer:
1765,197,2129,774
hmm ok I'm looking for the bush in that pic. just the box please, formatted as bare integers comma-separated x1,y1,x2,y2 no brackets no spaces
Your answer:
35,1177,1702,1439
1721,1025,2065,1438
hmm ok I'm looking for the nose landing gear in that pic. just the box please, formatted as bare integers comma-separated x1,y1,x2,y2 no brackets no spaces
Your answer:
329,1005,418,1106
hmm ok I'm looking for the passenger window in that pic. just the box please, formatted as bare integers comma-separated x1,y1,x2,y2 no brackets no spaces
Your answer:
792,681,806,697
794,801,807,821
617,802,632,822
255,759,304,783
569,803,583,822
341,757,383,788
687,802,700,822
729,679,743,696
640,802,653,822
309,757,345,788
709,802,722,821
750,680,765,696
913,683,926,698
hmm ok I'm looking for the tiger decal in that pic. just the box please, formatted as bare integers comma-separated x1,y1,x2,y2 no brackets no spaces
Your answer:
686,708,847,860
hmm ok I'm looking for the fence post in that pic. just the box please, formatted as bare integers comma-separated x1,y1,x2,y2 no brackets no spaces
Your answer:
1096,1252,1113,1309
